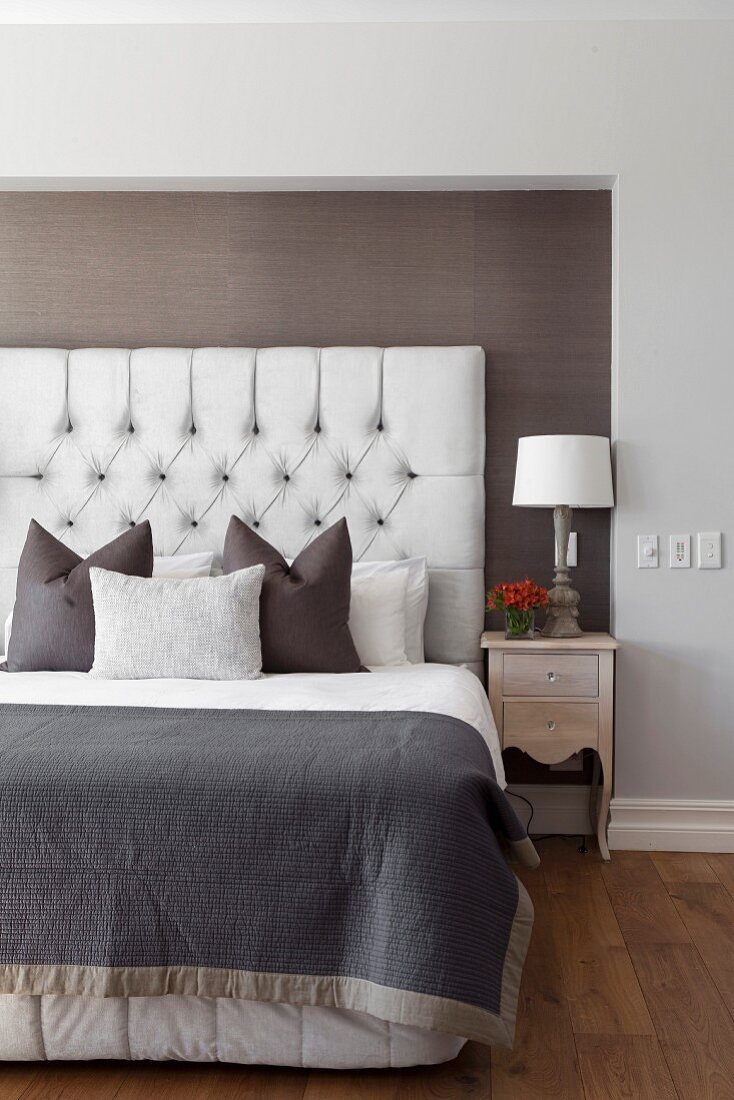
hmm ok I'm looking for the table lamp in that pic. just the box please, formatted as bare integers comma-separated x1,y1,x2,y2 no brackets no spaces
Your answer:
512,435,614,637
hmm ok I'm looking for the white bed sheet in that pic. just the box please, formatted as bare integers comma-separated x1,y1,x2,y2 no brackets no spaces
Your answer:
0,661,504,787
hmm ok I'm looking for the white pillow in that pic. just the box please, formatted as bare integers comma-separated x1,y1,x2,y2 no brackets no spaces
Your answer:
89,566,265,681
351,558,428,663
153,552,214,579
2,552,215,656
348,570,410,667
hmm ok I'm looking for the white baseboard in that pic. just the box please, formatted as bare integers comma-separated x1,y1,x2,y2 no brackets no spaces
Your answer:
609,798,734,853
506,788,734,853
506,784,591,836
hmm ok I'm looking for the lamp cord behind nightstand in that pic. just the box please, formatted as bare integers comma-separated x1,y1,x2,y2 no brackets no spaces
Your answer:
507,779,590,855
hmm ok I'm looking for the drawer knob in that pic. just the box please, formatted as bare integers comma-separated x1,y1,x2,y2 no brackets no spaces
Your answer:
546,671,558,682
546,720,557,731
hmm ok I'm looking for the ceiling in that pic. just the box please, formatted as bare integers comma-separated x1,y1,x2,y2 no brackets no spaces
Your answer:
1,0,732,23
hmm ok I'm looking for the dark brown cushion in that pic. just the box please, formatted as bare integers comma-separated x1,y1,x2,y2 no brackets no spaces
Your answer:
222,516,363,674
4,520,154,673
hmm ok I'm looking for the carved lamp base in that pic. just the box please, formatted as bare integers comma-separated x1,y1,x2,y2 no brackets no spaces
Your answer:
542,569,583,637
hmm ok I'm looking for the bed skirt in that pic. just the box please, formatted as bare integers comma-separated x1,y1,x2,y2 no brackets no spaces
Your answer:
0,995,465,1068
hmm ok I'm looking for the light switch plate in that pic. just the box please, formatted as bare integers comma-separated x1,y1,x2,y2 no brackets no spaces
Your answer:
637,534,658,568
670,534,691,568
698,531,722,569
555,532,577,568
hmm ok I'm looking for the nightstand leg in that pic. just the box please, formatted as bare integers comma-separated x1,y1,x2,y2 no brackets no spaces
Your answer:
596,762,612,862
590,753,601,827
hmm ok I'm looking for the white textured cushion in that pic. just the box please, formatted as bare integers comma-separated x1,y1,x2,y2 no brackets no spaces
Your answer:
351,558,428,663
89,566,265,681
348,569,409,667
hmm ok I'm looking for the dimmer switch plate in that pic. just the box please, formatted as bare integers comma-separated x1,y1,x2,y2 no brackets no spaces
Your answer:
637,534,658,568
670,534,691,568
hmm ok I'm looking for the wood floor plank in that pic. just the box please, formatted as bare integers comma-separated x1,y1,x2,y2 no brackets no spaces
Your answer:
544,848,655,1035
601,850,690,944
0,1066,42,1100
17,1061,130,1100
629,941,734,1100
707,853,734,900
302,1070,401,1100
651,852,719,884
575,1034,678,1100
668,883,734,1005
562,944,657,1037
113,1061,308,1100
491,873,584,1099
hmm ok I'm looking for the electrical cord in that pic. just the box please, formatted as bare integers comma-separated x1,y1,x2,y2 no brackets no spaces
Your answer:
507,790,534,834
506,761,593,855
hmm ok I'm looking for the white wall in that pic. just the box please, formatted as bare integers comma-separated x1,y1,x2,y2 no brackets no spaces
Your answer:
0,20,733,807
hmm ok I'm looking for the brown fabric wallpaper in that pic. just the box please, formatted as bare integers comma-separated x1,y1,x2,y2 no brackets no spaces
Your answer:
0,190,612,782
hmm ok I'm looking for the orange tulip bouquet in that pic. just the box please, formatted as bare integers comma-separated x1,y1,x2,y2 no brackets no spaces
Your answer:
487,578,549,640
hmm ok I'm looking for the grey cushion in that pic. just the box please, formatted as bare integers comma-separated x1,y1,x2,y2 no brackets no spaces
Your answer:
223,516,362,675
4,520,154,673
89,566,265,681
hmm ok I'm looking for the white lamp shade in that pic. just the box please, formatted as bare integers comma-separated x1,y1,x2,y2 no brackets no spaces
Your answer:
513,435,614,508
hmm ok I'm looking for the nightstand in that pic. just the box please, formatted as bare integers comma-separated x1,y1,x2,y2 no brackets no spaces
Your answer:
481,631,618,861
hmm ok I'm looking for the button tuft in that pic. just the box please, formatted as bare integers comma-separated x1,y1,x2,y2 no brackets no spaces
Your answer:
67,520,73,527
191,520,198,527
128,424,135,434
377,519,384,526
283,474,290,482
407,471,418,479
159,473,166,481
190,425,196,435
314,519,321,527
98,473,105,481
345,472,352,480
222,474,229,482
253,520,260,528
129,521,136,527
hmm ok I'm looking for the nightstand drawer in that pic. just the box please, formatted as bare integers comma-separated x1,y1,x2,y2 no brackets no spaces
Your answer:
503,653,598,697
503,702,599,763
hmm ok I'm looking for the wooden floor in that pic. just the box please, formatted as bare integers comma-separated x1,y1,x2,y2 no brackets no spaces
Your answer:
2,839,734,1099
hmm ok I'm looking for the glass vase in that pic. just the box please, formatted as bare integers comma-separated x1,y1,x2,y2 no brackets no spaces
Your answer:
504,609,535,640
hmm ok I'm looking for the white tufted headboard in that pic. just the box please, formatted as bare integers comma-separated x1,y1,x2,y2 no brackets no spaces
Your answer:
0,346,485,674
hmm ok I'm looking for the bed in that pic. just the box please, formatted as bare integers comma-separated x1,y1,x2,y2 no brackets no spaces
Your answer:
0,345,535,1068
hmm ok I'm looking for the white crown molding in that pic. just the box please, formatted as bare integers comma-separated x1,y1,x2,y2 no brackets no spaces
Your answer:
0,174,617,192
609,798,734,853
1,0,732,24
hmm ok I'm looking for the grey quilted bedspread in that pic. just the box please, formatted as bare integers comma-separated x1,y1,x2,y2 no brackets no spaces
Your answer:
0,704,536,1046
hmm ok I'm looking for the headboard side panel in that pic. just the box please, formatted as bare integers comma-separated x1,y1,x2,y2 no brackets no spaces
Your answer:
0,346,485,671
